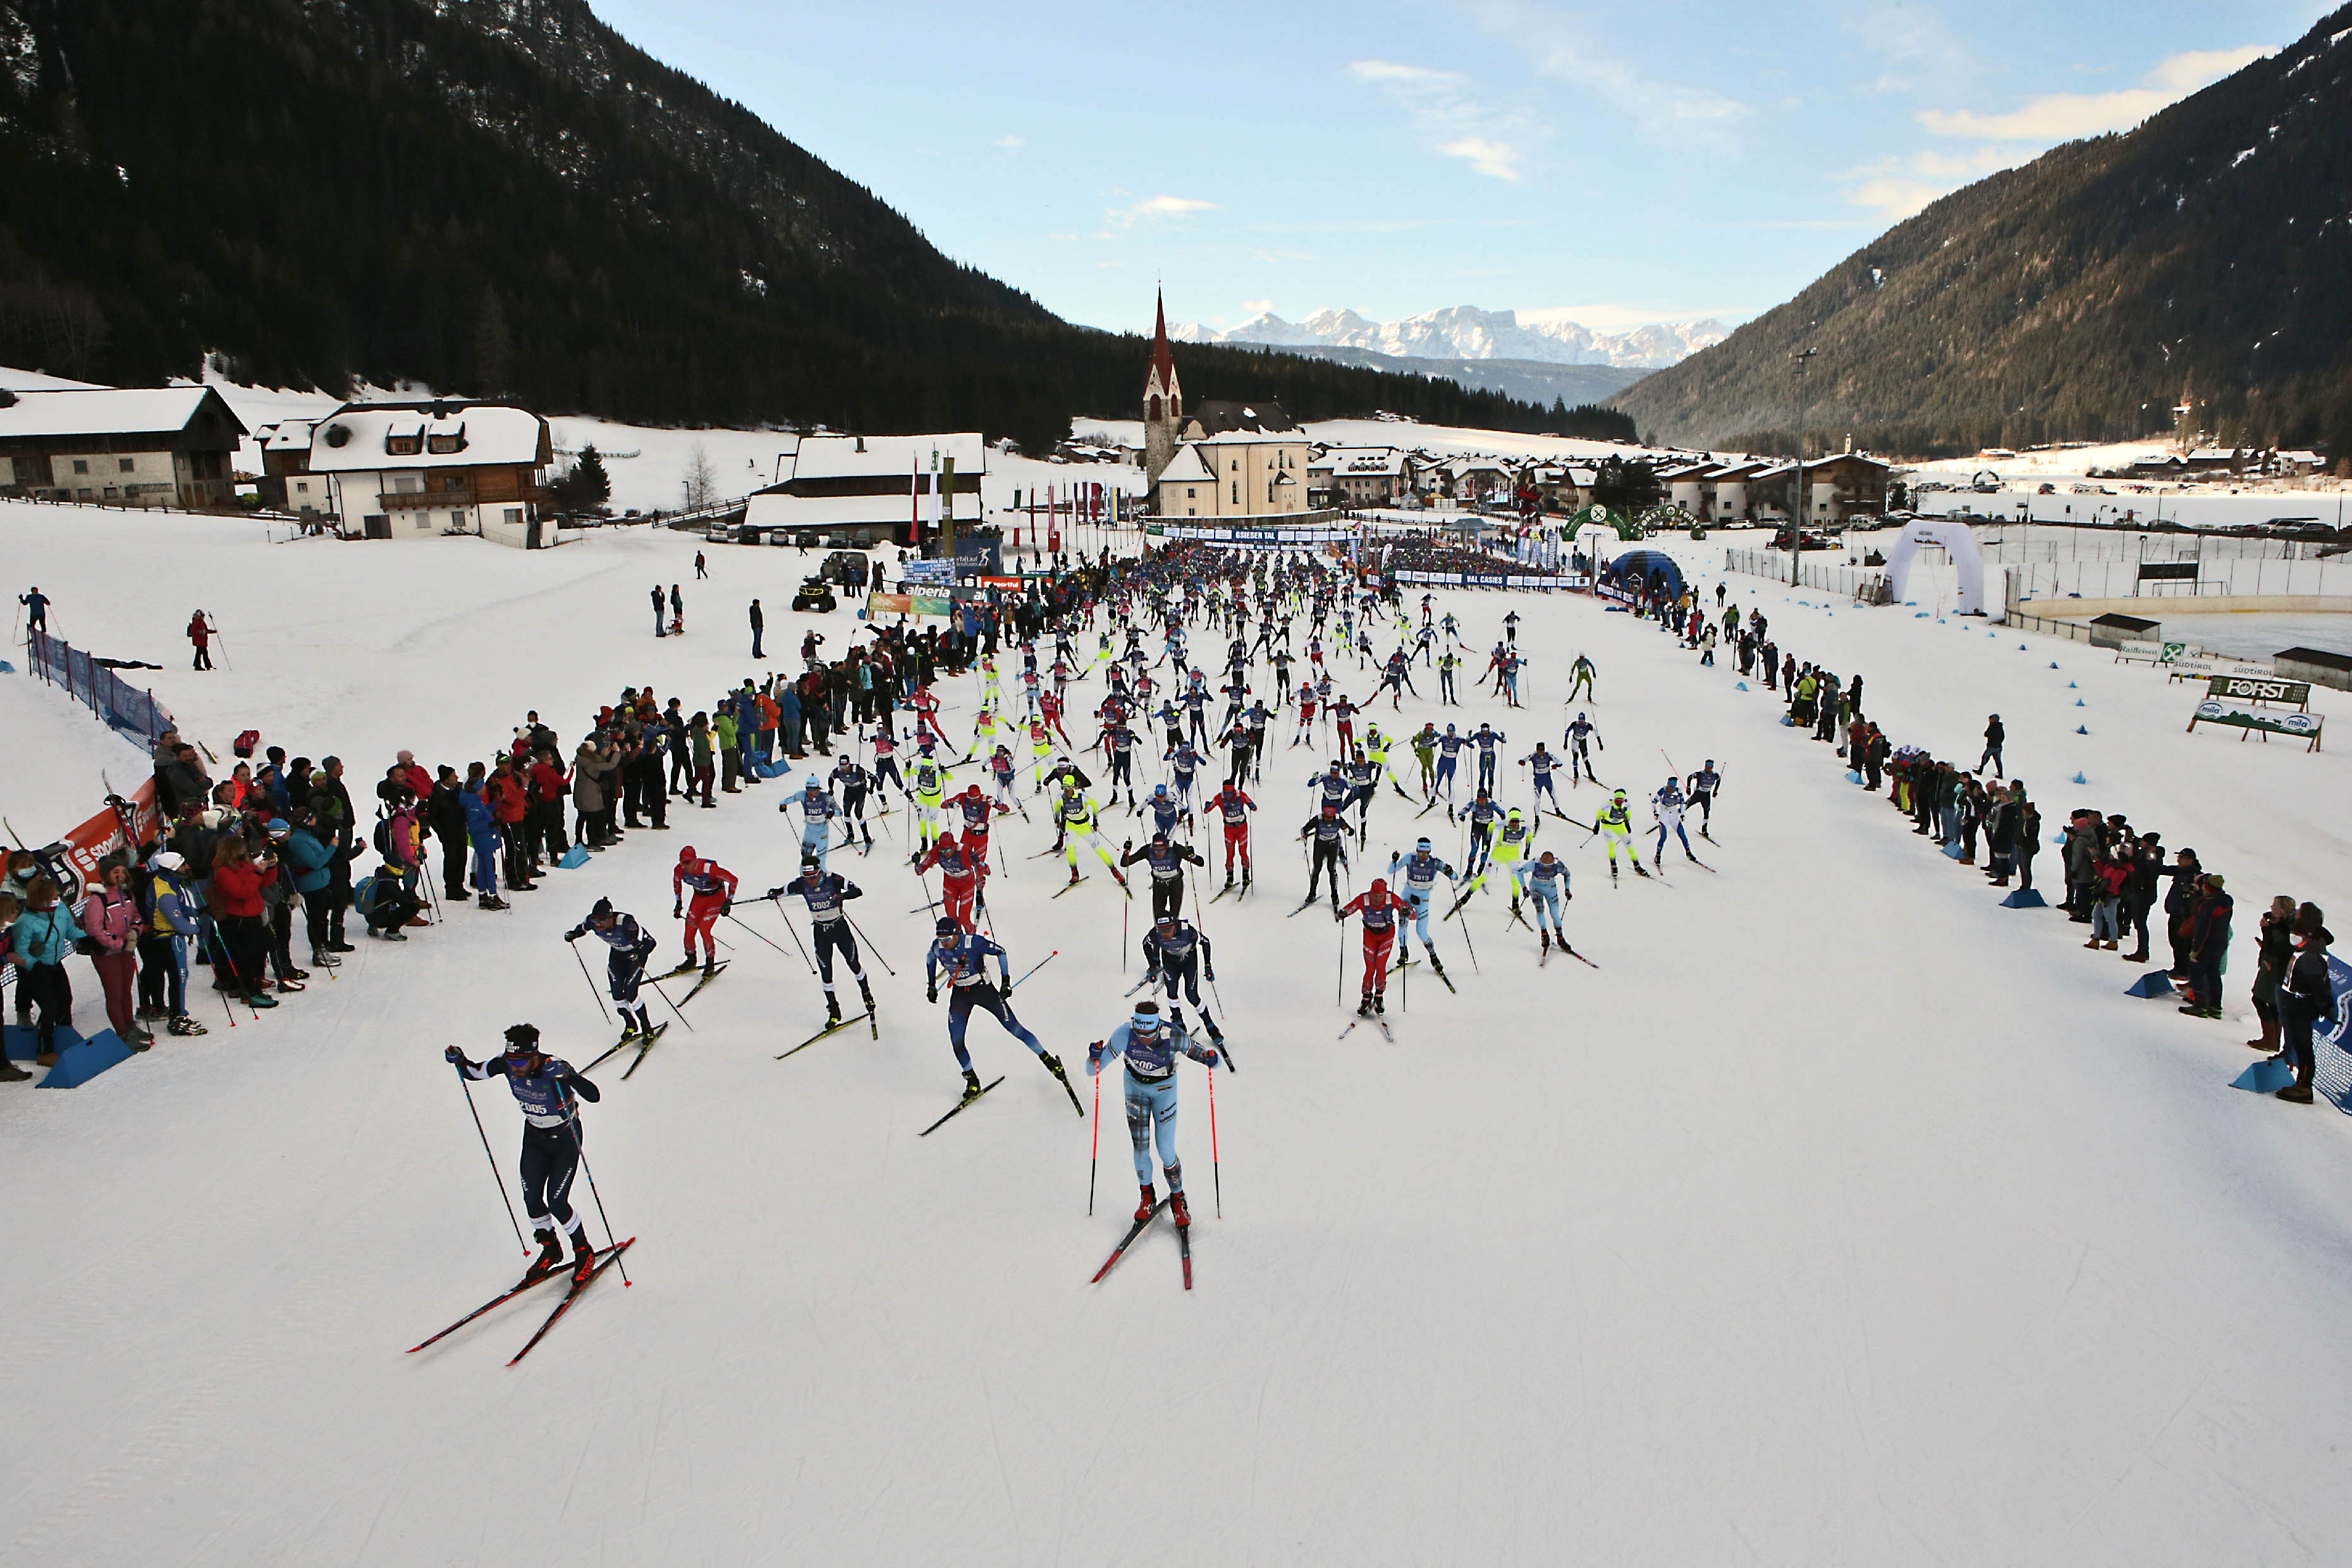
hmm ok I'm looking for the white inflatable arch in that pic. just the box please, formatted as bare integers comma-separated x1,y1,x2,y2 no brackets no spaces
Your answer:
1883,518,1987,614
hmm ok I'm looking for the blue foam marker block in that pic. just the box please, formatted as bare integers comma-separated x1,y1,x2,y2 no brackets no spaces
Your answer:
39,1029,135,1089
1915,612,1930,618
1780,714,1797,726
2076,699,2086,707
2076,725,2090,735
558,844,591,869
1905,601,1918,607
2018,644,2028,650
0,659,13,673
1734,681,1748,690
5,1023,85,1061
2050,662,2060,669
1942,840,1964,859
856,608,867,620
2071,771,2087,785
2126,971,2177,998
2000,887,2048,909
1845,769,1865,785
2067,681,2078,688
2232,1058,2294,1095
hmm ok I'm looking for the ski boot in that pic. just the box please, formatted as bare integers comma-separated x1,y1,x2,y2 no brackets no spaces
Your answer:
1040,1050,1071,1086
616,1016,643,1045
1632,862,1650,879
858,974,875,1014
1357,995,1375,1017
1372,991,1386,1014
1540,930,1552,954
168,1014,207,1036
532,1228,564,1276
570,1226,599,1282
825,991,843,1026
1170,1190,1192,1228
1135,1183,1158,1223
244,991,281,1009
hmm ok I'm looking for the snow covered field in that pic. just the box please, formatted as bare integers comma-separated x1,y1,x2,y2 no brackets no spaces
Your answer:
5,506,2351,1565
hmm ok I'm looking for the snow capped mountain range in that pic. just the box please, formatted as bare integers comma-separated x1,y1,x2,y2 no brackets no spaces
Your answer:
1172,306,1728,369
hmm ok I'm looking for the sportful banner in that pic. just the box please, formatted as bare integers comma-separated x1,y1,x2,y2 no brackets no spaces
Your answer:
2186,700,2324,748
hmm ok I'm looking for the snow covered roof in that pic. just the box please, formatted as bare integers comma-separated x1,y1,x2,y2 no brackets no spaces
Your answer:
742,491,965,530
1322,446,1411,476
788,432,987,482
0,386,242,441
255,420,315,453
307,401,549,472
1156,446,1215,484
1187,428,1310,449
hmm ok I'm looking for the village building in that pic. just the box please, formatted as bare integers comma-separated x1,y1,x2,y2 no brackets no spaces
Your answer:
741,431,984,547
1313,446,1418,508
1143,293,1316,520
0,386,244,508
303,400,553,539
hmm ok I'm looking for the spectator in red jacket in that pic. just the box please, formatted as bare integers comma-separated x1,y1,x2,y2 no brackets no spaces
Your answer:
207,836,281,1008
489,755,536,891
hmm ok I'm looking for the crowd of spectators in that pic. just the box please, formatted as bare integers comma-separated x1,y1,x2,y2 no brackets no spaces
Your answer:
1631,575,2341,1108
0,606,983,1079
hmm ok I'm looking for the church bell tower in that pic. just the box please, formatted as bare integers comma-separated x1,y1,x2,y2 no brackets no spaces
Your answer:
1143,288,1183,484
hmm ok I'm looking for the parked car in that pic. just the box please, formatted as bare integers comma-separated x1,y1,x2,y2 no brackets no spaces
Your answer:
819,549,871,589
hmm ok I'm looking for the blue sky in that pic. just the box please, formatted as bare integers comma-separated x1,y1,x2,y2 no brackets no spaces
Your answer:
595,0,2317,335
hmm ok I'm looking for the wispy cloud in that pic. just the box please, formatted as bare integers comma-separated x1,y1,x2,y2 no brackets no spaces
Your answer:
993,134,1024,149
1097,195,1218,236
1918,44,2270,140
1346,58,1529,181
1837,145,2019,220
1463,0,1746,148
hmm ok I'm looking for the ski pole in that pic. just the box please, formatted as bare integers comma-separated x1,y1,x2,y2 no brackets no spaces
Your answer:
754,895,818,974
563,1118,630,1287
567,936,612,1026
457,1070,529,1254
844,914,897,976
202,921,245,1026
1087,1060,1101,1216
1455,891,1481,976
725,909,801,966
647,975,695,1031
1005,948,1058,994
1208,1060,1222,1220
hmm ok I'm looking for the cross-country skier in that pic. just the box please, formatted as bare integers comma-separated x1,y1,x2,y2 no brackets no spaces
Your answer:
567,898,658,1041
829,756,876,849
1120,831,1202,923
671,847,737,974
913,828,986,932
445,1024,604,1280
1204,780,1256,888
926,917,1071,1103
772,856,874,1024
1335,877,1406,1016
1653,776,1699,862
1052,780,1129,891
1462,788,1503,876
1089,998,1225,1229
1685,760,1722,836
1434,723,1467,813
783,774,840,871
1566,653,1596,703
1522,743,1563,812
1388,837,1457,976
1139,915,1223,1043
1565,713,1602,784
1471,722,1507,793
1524,851,1572,955
1299,803,1351,910
1592,790,1648,881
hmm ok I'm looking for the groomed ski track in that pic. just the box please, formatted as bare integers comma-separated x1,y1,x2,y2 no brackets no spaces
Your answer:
4,505,2351,1565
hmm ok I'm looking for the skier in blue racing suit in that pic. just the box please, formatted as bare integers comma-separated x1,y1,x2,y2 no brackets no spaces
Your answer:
1088,998,1226,1229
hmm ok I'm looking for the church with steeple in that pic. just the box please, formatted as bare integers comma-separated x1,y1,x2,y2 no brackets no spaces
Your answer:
1142,290,1313,520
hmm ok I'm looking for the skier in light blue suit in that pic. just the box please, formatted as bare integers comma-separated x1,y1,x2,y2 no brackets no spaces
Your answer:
1088,998,1225,1228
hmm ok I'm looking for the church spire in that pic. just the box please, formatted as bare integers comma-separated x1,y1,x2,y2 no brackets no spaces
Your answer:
1149,288,1177,391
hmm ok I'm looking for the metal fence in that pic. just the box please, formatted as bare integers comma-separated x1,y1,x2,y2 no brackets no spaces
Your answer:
1724,548,1891,603
25,629,176,746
